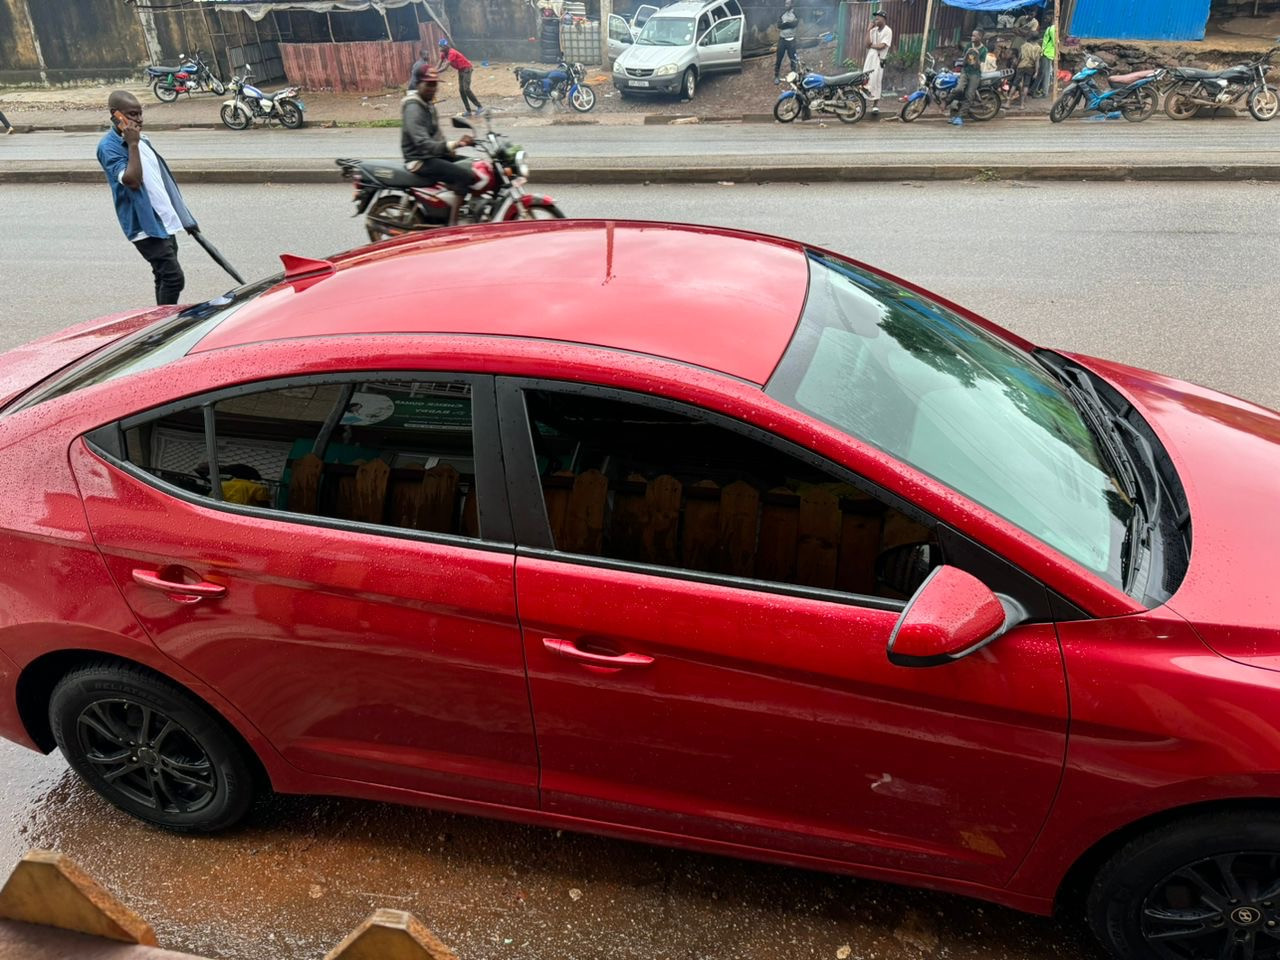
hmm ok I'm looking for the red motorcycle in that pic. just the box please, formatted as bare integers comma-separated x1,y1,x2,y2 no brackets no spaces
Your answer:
147,51,225,103
337,119,564,243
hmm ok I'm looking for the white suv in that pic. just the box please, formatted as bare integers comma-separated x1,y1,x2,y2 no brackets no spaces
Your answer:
610,0,744,101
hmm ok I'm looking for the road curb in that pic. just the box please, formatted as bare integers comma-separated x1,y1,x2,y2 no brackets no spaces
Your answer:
3,161,1279,184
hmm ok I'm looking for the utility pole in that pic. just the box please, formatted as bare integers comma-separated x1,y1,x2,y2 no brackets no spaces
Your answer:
600,0,613,68
918,0,936,77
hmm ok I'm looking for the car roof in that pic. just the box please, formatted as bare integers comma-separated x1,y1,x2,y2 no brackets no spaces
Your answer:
189,220,811,386
651,1,720,15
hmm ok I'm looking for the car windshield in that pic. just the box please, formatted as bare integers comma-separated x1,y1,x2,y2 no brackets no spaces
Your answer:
7,275,278,413
637,17,695,45
767,252,1132,587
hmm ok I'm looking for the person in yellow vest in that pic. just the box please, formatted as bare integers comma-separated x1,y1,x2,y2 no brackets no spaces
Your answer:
1034,23,1057,99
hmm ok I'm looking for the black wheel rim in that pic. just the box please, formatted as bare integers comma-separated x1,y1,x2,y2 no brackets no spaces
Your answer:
1142,851,1280,959
75,699,217,815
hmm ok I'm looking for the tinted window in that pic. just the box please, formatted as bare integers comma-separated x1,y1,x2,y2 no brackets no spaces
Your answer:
767,252,1131,585
123,378,483,539
523,390,935,601
725,0,742,15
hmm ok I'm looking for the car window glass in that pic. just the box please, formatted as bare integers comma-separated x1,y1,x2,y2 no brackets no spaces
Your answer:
122,378,482,539
698,13,711,35
711,18,741,43
609,16,631,41
522,389,936,601
725,0,742,15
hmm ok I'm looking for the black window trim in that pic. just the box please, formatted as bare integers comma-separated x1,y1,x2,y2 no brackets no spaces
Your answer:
495,376,943,614
83,370,515,550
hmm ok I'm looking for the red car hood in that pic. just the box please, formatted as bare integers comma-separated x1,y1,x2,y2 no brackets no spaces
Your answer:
1071,354,1280,670
0,305,181,409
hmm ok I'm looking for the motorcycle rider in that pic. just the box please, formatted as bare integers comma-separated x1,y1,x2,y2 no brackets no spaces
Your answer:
402,64,476,203
950,29,987,127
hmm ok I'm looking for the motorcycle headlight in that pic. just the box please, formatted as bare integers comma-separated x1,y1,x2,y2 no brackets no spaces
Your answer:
655,63,679,76
786,71,798,83
514,150,529,179
918,72,927,86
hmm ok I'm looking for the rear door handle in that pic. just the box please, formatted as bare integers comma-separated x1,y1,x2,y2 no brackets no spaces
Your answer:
132,569,227,604
542,637,654,669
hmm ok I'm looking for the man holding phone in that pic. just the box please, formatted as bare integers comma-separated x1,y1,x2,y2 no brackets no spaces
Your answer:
96,91,197,305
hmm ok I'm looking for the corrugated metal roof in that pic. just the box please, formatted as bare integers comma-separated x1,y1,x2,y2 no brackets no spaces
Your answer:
1069,0,1212,41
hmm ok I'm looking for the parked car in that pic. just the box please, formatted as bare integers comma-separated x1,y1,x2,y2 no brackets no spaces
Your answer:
608,0,661,56
2,219,1280,960
611,0,743,99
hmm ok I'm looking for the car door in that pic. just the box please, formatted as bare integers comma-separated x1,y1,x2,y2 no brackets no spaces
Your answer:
698,13,743,72
497,379,1069,888
73,372,539,810
608,14,633,60
630,4,659,35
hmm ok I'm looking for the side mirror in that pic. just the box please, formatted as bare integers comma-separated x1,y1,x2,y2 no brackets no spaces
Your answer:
886,566,1026,668
451,116,474,130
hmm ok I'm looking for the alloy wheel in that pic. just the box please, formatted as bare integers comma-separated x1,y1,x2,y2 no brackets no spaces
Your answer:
75,698,217,815
1141,851,1280,959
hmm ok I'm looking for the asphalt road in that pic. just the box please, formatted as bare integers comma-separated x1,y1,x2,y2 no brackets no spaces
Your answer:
2,119,1278,167
0,179,1277,960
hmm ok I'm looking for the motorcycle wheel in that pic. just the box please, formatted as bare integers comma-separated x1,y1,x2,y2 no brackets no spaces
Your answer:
366,197,427,243
210,79,226,96
569,84,596,113
1248,85,1279,121
971,89,1000,121
1121,86,1157,122
899,97,928,122
153,80,179,103
773,96,803,123
510,203,565,221
834,91,866,124
1049,91,1078,123
219,103,251,131
1164,86,1198,120
278,101,305,129
523,81,548,109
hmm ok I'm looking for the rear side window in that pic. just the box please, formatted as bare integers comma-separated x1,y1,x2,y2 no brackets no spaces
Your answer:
121,378,484,539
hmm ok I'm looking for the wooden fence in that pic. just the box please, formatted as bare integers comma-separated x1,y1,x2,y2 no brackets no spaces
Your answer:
278,21,447,92
541,469,930,597
0,850,458,959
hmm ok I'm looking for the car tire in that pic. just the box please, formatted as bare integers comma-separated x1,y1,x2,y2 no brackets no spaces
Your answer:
1087,809,1280,960
681,67,696,101
49,661,256,833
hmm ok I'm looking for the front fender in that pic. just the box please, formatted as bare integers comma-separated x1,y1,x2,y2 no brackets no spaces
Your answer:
776,90,799,102
906,89,927,103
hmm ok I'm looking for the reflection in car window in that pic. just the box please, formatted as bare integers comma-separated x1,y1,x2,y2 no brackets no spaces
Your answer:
523,389,936,601
122,379,483,538
637,16,694,45
767,252,1130,585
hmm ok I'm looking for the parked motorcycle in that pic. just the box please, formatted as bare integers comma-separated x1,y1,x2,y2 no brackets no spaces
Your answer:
899,54,1008,122
336,118,565,243
148,51,225,103
515,61,596,112
220,67,305,130
1164,46,1278,121
1050,55,1165,123
774,59,870,123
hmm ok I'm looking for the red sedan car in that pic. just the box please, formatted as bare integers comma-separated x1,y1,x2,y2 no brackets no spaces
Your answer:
1,220,1276,960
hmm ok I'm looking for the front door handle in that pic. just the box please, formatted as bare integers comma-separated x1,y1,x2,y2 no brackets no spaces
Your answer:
132,568,227,604
542,637,654,669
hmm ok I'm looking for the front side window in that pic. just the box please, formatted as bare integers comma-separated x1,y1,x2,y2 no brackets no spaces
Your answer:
767,252,1131,585
121,378,482,539
709,18,741,43
522,389,935,602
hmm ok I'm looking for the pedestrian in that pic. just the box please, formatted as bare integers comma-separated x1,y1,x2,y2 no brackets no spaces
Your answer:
950,29,986,126
1013,34,1040,106
96,91,197,306
774,0,799,81
409,47,432,91
438,37,484,117
402,64,476,203
1035,22,1057,98
0,109,12,135
863,11,893,116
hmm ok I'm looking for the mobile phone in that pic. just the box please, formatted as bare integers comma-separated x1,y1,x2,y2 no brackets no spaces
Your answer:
112,110,135,128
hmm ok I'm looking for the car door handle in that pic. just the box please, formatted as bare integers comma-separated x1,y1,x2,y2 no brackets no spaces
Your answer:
542,637,654,669
132,569,227,603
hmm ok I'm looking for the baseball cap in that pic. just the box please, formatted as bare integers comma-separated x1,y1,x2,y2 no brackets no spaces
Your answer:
439,37,450,46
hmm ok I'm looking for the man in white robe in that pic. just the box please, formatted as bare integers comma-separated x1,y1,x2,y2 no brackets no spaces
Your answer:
863,11,893,116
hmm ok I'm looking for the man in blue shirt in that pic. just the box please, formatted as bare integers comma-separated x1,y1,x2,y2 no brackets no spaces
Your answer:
96,91,198,305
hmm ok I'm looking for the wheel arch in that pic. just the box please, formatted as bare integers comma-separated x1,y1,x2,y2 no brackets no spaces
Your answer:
16,649,274,795
1055,797,1280,915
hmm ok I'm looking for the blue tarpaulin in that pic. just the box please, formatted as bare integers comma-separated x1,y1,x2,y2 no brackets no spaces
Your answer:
940,0,1045,10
